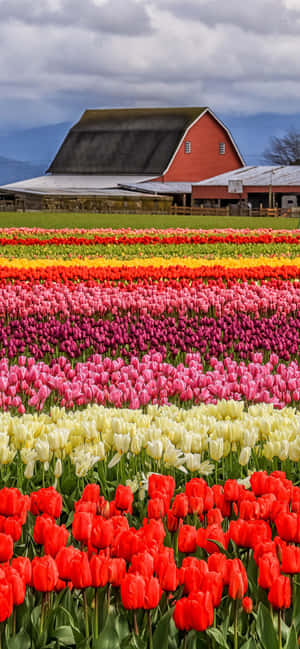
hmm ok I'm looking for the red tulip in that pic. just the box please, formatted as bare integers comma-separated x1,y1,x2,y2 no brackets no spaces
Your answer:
202,570,223,607
147,498,165,519
4,566,26,606
242,597,253,614
129,551,154,580
114,485,133,513
180,559,208,594
178,525,197,553
144,576,162,609
31,487,62,519
70,551,92,589
166,510,180,532
32,555,58,592
224,479,240,502
197,524,227,554
33,514,54,545
72,512,93,545
107,558,126,587
268,575,291,609
185,478,208,500
121,573,145,609
228,565,248,600
0,488,24,516
207,553,228,579
0,533,13,562
90,517,113,549
81,483,100,503
148,474,175,500
280,544,300,574
258,553,281,589
158,561,178,591
188,591,214,631
90,554,109,588
44,523,69,557
171,494,188,518
55,546,80,581
3,518,22,542
207,508,223,526
11,557,32,585
173,598,191,631
0,582,13,622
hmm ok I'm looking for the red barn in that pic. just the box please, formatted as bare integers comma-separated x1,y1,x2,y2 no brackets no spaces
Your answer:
48,107,244,182
0,107,244,208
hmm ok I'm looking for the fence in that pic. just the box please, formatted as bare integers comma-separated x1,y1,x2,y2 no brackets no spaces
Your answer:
172,206,294,218
0,198,296,218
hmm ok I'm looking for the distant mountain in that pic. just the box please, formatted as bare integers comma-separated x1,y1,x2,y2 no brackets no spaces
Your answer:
0,157,46,187
0,122,72,167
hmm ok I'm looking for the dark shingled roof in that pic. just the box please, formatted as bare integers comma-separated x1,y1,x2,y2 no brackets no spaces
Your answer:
48,107,207,175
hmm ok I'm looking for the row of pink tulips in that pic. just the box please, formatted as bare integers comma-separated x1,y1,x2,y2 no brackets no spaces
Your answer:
1,280,300,318
1,351,300,412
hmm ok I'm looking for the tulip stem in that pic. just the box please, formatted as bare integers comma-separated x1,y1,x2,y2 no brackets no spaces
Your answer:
292,575,297,620
83,590,89,639
147,611,153,649
233,599,238,649
40,593,46,635
0,623,2,649
134,612,139,636
12,608,16,636
278,611,282,649
94,588,99,639
107,584,111,611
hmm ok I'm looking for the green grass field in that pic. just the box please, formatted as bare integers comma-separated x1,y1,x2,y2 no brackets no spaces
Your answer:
0,211,299,229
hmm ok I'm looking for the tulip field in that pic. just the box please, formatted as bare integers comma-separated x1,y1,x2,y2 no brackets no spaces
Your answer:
1,225,300,648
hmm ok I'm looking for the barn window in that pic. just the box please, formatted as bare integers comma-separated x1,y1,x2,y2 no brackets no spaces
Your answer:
219,142,225,155
184,141,191,154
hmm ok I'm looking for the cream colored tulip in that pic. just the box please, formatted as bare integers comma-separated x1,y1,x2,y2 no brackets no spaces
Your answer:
24,461,35,479
185,453,201,472
147,440,163,460
35,439,50,463
131,434,143,455
239,446,251,466
209,438,224,461
114,433,130,454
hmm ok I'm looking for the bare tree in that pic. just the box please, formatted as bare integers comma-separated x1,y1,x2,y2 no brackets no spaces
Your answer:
263,127,300,165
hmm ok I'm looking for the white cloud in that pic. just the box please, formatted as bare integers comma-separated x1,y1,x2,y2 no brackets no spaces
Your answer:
1,0,300,129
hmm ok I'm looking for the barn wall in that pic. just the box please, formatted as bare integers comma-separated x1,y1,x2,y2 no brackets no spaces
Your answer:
0,193,173,213
156,112,243,183
192,184,300,201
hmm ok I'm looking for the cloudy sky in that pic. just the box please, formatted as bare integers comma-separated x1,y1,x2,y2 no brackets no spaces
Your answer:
1,0,300,132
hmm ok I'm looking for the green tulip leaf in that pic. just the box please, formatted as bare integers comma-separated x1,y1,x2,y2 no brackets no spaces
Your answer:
207,627,230,649
61,473,78,495
6,630,31,649
256,603,278,649
152,607,174,649
53,625,76,646
94,610,120,649
285,625,298,649
207,539,229,557
240,639,257,649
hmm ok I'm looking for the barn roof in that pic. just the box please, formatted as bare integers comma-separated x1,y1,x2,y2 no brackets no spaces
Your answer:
119,181,192,194
193,165,300,187
0,174,156,196
47,107,207,175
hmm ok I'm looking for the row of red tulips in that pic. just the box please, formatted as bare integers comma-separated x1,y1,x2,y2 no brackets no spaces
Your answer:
2,233,300,246
2,264,300,283
0,471,299,647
